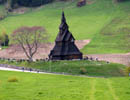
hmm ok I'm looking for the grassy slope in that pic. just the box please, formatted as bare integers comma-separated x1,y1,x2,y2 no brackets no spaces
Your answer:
0,0,118,42
0,71,130,100
0,5,6,16
0,60,125,77
82,0,130,54
0,0,130,53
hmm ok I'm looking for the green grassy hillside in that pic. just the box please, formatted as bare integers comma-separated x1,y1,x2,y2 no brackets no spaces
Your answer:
0,0,130,53
0,0,119,41
0,71,130,100
0,5,6,16
82,1,130,54
0,60,125,77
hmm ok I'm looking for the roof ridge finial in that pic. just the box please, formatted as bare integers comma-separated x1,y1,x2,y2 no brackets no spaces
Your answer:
62,8,64,12
61,9,66,23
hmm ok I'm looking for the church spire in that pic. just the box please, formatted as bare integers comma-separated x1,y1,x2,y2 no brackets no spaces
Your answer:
56,11,74,42
61,11,66,23
59,11,68,30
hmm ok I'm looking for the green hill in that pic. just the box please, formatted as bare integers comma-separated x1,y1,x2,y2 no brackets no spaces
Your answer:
0,70,130,100
82,0,130,54
0,60,125,77
0,0,130,54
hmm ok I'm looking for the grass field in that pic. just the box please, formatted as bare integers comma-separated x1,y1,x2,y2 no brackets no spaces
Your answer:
0,5,6,16
0,0,122,42
82,1,130,54
0,60,126,77
0,70,130,100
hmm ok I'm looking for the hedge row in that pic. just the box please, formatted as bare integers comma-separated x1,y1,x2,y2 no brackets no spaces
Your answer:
1,0,53,7
18,0,53,7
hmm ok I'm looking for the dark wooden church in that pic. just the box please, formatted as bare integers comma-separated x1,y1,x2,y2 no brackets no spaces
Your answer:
49,12,83,60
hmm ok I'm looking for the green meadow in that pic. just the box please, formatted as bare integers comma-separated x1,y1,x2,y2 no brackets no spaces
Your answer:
0,70,130,100
0,0,130,54
82,1,130,54
0,1,130,99
1,0,130,54
0,0,114,42
0,60,125,77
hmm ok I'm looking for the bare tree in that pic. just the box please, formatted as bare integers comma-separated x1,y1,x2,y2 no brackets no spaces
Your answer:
12,26,48,61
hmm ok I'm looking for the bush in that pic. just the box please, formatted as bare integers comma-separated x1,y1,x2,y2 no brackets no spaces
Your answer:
0,32,9,46
2,34,9,46
80,67,87,74
77,0,86,7
125,67,130,76
0,0,6,4
8,76,19,82
18,0,53,7
5,0,53,9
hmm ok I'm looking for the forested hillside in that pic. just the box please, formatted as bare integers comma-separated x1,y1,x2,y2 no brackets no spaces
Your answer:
0,0,53,7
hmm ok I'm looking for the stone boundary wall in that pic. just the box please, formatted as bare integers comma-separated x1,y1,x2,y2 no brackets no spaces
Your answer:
0,56,96,63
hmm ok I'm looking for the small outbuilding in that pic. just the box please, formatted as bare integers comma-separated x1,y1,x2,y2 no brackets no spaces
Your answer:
49,12,83,60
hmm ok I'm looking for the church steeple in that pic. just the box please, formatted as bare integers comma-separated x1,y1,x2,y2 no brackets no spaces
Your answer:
61,11,66,23
59,11,69,30
56,11,72,42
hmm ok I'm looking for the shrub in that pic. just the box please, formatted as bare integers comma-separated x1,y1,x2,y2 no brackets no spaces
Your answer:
0,32,9,46
77,0,86,7
0,0,6,4
125,67,130,76
80,67,87,74
8,76,19,82
38,92,43,95
5,0,53,10
3,34,9,46
18,0,53,7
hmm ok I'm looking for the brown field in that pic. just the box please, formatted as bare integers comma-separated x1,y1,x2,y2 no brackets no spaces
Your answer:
0,40,90,59
87,54,130,66
0,39,130,66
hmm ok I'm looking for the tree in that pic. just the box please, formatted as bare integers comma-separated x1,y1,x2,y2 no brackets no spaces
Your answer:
0,30,9,46
0,0,6,4
114,0,125,2
12,26,48,61
18,0,53,7
1,33,9,46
